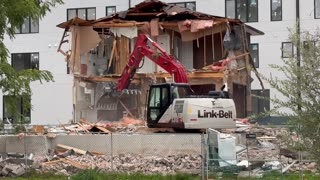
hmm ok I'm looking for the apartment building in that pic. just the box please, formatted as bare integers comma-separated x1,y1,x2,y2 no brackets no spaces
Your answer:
2,0,318,125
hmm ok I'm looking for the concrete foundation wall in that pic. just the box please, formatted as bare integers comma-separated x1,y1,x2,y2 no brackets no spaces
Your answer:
1,134,201,156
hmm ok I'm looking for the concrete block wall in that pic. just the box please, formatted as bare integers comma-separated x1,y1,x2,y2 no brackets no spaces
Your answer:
4,135,48,155
2,134,202,157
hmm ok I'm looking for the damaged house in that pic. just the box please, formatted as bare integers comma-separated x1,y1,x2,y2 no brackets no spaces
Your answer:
57,0,263,122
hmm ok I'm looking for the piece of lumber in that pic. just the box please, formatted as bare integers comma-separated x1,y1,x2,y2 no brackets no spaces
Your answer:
32,125,45,134
93,22,145,28
108,39,117,71
118,99,134,117
77,123,90,133
204,32,206,66
282,160,298,173
171,30,174,50
56,144,87,155
93,125,110,133
90,151,105,156
114,38,120,73
202,52,249,70
220,25,224,56
80,118,92,125
63,158,89,170
126,12,161,16
212,28,215,61
43,159,64,165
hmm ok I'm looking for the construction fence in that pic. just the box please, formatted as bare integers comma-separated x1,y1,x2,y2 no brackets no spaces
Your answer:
0,127,318,179
202,127,319,179
0,132,202,177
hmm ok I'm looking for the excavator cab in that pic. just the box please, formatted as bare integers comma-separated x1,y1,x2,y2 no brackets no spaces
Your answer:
147,83,190,126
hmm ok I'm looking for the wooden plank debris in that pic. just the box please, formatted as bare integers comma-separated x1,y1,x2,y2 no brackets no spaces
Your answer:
79,118,111,133
32,125,45,134
118,99,135,117
77,123,90,133
93,126,111,133
202,52,249,70
43,158,89,170
43,159,64,165
63,158,89,169
56,144,87,155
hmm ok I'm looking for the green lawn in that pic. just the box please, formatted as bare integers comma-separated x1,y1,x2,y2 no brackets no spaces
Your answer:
2,170,320,180
209,171,320,180
2,170,200,180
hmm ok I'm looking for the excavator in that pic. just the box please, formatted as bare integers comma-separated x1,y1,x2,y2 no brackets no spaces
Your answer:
115,33,236,129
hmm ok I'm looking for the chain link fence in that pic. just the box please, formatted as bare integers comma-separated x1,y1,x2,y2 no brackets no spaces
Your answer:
0,126,318,179
202,126,319,179
0,132,203,178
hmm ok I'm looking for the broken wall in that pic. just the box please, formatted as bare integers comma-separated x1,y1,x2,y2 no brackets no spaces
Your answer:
68,26,101,75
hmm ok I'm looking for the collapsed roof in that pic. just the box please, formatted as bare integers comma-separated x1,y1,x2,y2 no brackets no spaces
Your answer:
57,0,263,36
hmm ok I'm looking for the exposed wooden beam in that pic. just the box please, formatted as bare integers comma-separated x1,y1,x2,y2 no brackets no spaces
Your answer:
202,52,249,70
126,12,162,16
142,72,225,79
76,71,225,83
93,22,145,28
118,99,135,117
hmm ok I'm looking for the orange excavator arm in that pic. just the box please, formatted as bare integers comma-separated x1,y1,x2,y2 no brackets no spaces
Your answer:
116,33,188,92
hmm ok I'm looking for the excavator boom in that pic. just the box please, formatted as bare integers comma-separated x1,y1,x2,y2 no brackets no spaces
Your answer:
116,33,188,92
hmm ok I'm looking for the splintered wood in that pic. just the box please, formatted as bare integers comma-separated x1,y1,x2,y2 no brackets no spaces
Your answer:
56,144,87,155
43,158,89,170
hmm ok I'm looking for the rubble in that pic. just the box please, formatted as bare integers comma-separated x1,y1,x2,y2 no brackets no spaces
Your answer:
0,120,318,178
0,158,27,177
44,117,147,134
38,153,201,176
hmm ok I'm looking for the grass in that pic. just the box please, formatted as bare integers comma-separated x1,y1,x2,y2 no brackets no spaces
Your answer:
2,171,67,180
70,169,200,180
209,170,320,180
2,169,320,180
2,169,200,180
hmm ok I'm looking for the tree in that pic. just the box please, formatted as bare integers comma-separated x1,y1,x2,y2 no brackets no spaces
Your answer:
0,0,63,125
267,27,320,163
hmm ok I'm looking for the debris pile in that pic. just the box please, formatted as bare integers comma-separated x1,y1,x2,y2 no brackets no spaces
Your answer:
45,117,147,134
222,124,319,176
0,154,33,178
39,154,201,176
1,119,319,178
0,162,26,177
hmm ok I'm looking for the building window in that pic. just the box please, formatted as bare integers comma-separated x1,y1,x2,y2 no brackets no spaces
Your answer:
271,0,282,21
106,6,116,16
282,42,293,58
3,96,31,124
15,17,39,34
249,43,259,68
251,89,270,116
169,2,196,11
11,53,39,71
67,8,96,20
303,40,320,49
315,0,320,19
225,0,258,22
